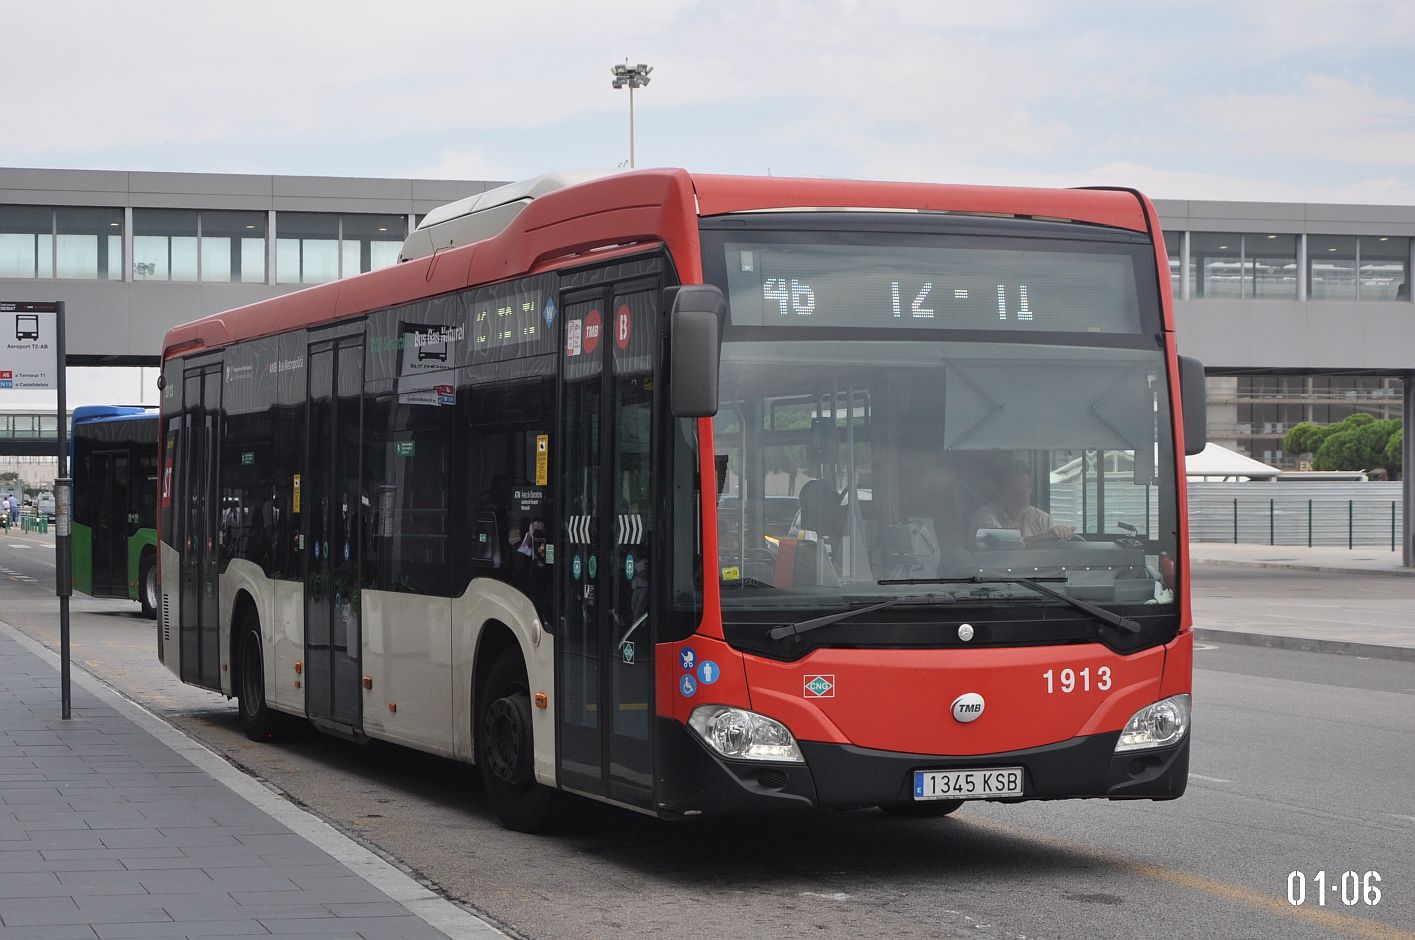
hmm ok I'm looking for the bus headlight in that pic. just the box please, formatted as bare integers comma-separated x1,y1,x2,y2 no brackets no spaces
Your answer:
1114,694,1190,752
688,705,804,763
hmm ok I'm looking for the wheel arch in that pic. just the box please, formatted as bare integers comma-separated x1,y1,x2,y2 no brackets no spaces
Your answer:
457,578,555,786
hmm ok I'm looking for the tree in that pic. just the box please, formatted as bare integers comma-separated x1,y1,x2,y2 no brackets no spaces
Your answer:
1385,428,1404,469
1283,422,1330,456
1309,415,1401,476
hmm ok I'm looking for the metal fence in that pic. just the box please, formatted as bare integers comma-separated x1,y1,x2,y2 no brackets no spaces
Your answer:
1186,481,1404,548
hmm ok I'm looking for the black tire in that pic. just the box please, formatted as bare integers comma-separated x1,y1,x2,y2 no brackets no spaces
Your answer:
879,799,965,818
236,620,285,742
478,649,562,832
138,553,158,620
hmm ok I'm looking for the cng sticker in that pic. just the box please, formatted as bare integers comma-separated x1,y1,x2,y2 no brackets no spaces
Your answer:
625,554,635,580
804,674,835,698
572,555,582,580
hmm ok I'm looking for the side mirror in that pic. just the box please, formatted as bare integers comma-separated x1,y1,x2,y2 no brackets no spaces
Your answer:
668,285,727,418
1178,355,1207,457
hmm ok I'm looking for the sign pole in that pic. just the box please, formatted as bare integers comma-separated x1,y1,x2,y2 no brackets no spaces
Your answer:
55,301,72,720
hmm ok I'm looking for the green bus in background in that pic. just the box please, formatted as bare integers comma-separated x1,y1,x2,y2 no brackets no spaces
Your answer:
72,406,160,618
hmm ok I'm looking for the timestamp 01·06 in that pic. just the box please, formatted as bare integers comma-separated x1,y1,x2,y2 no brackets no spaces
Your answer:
1287,870,1381,907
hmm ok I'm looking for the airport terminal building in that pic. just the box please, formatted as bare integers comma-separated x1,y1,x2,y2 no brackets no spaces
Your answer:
2,166,1412,477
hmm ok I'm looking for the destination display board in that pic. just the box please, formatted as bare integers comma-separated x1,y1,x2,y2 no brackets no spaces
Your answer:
722,240,1145,334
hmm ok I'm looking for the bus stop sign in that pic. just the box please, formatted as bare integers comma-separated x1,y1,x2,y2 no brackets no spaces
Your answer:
0,301,60,390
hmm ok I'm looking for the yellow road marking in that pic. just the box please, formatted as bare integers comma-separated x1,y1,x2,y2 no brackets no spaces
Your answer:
966,817,1412,940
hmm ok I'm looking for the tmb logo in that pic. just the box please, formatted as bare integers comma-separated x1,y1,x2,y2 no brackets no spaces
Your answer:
951,692,985,723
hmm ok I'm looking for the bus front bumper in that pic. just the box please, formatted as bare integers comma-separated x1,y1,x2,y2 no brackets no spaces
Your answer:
655,718,1188,817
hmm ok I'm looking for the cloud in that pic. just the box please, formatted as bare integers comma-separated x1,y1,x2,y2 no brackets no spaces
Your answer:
413,149,520,183
1195,74,1415,167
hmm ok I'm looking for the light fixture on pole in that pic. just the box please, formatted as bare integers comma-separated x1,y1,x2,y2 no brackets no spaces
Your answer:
611,61,653,168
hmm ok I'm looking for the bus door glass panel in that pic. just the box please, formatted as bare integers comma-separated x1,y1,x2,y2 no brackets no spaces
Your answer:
93,450,128,595
332,342,364,726
200,369,221,687
178,366,221,688
179,373,200,683
607,288,657,805
557,295,604,791
304,339,363,728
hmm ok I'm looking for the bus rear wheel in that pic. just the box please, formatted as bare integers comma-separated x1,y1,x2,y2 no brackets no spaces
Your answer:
237,621,284,742
139,553,158,620
879,800,965,818
478,649,562,833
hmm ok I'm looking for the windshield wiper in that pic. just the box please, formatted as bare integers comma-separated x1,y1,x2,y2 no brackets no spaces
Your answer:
878,576,1141,636
766,596,942,642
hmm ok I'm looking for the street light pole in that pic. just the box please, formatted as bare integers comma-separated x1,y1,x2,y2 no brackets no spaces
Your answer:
611,61,653,168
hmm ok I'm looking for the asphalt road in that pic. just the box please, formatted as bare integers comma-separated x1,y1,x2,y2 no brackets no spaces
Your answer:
2,532,1412,940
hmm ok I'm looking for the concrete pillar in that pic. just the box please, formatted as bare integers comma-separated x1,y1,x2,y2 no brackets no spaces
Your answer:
1404,375,1415,566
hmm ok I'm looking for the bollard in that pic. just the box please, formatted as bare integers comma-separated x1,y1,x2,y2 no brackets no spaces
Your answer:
1269,497,1275,546
1394,501,1398,552
1348,499,1354,550
1307,498,1313,548
1233,498,1239,544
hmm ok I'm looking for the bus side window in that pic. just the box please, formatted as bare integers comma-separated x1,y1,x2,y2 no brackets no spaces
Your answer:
460,370,553,612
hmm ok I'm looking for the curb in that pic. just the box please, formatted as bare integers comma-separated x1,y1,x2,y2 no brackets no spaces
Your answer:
1190,558,1415,578
1194,627,1415,663
1188,557,1409,571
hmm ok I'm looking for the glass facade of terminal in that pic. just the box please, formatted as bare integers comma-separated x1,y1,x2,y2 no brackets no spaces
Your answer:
1210,374,1405,468
0,206,407,283
1163,229,1411,302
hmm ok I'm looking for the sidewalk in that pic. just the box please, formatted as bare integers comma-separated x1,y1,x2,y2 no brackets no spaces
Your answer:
1189,542,1415,662
0,622,504,940
1189,541,1415,577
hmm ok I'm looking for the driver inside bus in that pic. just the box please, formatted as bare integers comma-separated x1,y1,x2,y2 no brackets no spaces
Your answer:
970,461,1075,546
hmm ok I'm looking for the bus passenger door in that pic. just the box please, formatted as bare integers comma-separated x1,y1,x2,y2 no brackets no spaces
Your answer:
92,450,128,596
179,364,222,690
557,283,660,809
304,336,364,733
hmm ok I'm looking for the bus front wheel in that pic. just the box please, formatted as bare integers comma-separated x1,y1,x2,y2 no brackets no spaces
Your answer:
139,553,158,620
478,649,562,833
237,623,284,742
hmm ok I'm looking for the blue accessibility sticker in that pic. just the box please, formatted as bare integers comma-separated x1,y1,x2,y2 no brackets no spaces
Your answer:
679,674,697,697
697,660,720,685
679,647,697,671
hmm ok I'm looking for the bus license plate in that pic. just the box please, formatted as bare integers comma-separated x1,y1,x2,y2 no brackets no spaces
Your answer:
913,767,1024,801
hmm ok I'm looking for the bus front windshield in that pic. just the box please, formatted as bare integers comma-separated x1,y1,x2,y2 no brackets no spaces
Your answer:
711,339,1180,612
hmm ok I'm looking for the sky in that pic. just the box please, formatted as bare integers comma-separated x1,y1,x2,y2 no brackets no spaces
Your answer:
4,0,1415,406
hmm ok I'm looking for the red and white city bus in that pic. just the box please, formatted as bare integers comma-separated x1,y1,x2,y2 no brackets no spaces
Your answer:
158,169,1206,830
